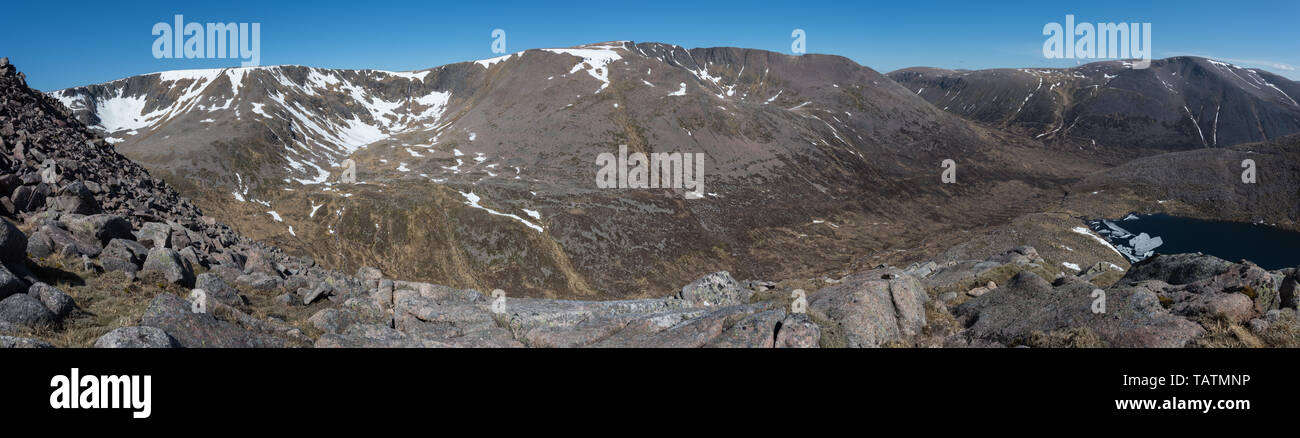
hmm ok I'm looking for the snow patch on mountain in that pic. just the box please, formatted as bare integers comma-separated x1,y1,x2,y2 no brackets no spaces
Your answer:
1071,226,1124,257
414,90,452,121
375,70,432,81
543,43,624,93
669,83,687,96
474,52,520,68
459,191,544,233
94,92,160,132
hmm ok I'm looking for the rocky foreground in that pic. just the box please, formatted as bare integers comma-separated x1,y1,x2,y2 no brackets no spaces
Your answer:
0,58,1296,348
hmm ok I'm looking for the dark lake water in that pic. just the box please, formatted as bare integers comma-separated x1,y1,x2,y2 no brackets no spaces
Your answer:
1085,214,1300,270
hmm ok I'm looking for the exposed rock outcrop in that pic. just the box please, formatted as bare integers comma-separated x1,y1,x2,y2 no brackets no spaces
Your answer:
807,268,928,347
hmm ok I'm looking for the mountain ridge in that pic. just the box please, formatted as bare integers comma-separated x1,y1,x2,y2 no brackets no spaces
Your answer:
888,56,1300,152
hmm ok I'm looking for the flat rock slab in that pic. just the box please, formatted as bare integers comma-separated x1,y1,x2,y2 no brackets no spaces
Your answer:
705,309,786,348
316,324,458,348
955,272,1204,347
141,293,285,348
808,268,928,347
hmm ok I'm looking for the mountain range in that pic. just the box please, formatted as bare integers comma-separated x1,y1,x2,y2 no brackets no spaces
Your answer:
44,41,1061,298
889,57,1300,152
1,41,1298,349
44,43,1300,299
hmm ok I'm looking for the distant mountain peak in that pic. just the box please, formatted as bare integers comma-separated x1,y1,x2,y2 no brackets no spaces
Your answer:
889,56,1300,150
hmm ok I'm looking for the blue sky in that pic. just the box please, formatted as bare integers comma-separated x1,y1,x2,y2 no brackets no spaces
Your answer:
3,0,1297,91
